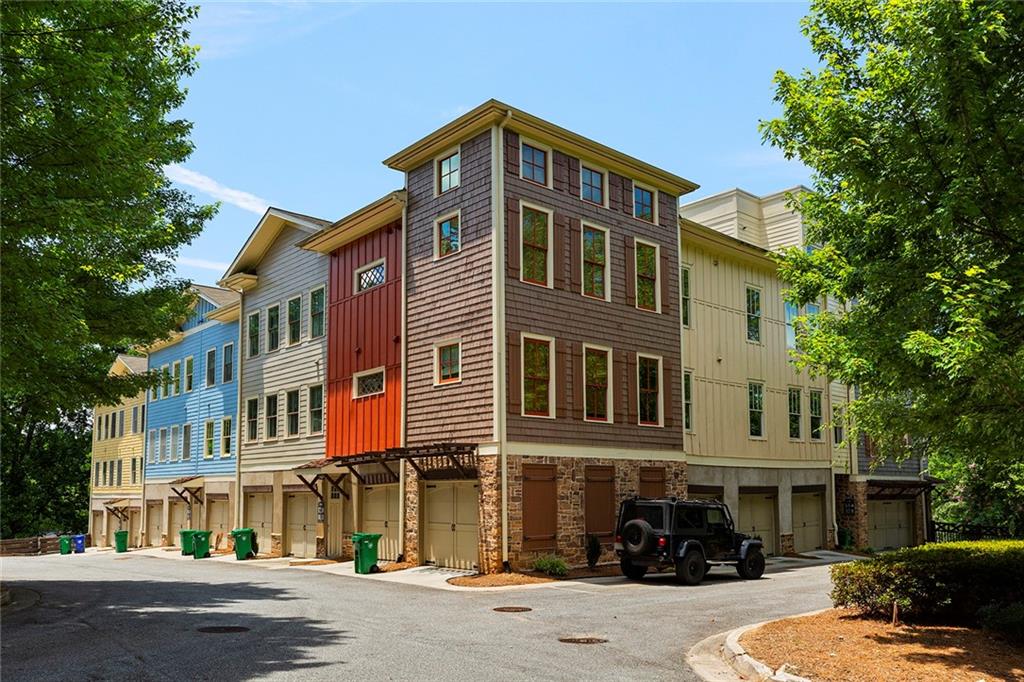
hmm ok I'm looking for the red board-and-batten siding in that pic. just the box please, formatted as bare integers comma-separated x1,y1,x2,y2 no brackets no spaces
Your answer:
503,129,684,451
404,130,494,447
326,221,403,457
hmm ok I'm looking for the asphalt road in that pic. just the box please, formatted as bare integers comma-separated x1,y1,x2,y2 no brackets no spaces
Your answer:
1,551,836,681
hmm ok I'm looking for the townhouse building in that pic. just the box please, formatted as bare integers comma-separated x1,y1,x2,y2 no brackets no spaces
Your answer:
219,208,333,558
89,354,147,547
680,188,933,551
141,285,240,548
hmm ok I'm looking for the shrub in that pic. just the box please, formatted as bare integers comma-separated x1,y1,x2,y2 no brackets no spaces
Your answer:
585,534,602,569
831,540,1024,623
532,554,569,577
978,602,1024,643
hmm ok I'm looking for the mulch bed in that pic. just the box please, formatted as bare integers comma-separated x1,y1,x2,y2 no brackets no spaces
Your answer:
447,573,553,588
741,608,1024,682
379,561,415,573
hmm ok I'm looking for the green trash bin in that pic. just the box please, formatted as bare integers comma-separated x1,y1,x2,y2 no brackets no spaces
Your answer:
179,529,196,556
192,530,213,559
114,530,129,553
59,535,72,555
352,532,382,574
230,528,256,560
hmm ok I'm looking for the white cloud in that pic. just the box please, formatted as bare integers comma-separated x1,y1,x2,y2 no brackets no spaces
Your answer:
177,256,231,272
164,164,270,215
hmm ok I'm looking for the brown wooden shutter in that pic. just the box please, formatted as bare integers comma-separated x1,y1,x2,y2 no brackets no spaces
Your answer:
568,157,581,197
506,197,520,279
639,466,666,498
522,463,557,550
626,352,638,424
662,357,674,427
572,342,584,420
556,338,570,419
569,218,582,292
507,331,521,414
608,173,623,213
553,151,570,193
584,465,616,539
614,349,628,423
624,236,636,307
553,212,568,290
504,130,520,176
660,249,672,315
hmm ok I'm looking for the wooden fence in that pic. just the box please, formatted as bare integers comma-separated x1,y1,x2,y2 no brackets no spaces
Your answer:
0,535,90,556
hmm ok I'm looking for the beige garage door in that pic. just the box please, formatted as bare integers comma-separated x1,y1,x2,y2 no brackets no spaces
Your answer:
92,511,105,546
362,484,400,561
128,510,141,548
146,503,163,546
423,481,479,571
245,493,273,555
208,499,231,549
792,492,824,553
286,493,318,558
168,501,187,546
739,493,777,555
868,500,913,550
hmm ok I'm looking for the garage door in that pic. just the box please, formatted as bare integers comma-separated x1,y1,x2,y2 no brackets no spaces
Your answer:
792,492,824,553
423,481,479,571
286,493,318,558
362,484,400,561
128,510,141,548
92,511,105,547
868,500,913,550
146,503,163,546
245,493,273,555
739,494,777,555
208,499,230,550
168,501,187,546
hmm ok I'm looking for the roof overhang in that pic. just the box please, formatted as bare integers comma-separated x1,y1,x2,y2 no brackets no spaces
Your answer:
141,330,184,354
383,99,699,197
207,300,240,322
299,191,406,254
680,217,776,269
219,208,328,285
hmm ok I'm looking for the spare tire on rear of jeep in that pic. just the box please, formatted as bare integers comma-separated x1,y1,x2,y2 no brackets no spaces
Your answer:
621,519,657,556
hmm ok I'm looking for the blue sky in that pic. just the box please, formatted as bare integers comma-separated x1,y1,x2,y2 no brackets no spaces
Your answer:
171,2,815,284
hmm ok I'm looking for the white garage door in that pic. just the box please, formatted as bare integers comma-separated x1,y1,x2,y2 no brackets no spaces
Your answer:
286,493,318,558
739,494,777,556
362,484,401,561
128,510,141,548
868,500,913,550
245,493,273,555
146,503,163,546
792,492,824,553
208,499,231,550
168,501,187,546
423,481,479,571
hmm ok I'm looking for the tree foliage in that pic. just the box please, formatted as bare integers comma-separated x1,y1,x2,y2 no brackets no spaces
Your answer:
0,1,213,535
761,0,1024,484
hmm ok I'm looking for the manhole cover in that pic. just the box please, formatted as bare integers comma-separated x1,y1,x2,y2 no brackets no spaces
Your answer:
196,626,250,634
493,606,532,613
558,637,607,644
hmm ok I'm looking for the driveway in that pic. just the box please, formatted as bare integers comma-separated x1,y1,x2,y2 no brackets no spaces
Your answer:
1,551,841,681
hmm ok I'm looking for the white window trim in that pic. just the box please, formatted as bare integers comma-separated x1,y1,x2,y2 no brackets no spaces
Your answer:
307,384,324,435
433,209,463,261
286,295,302,345
519,136,553,189
433,339,463,387
681,265,692,329
520,332,556,420
182,422,192,461
684,369,694,433
148,430,157,464
579,161,610,209
580,222,612,302
748,380,767,441
264,394,279,441
184,355,194,393
159,427,168,462
203,419,216,459
160,364,170,399
205,348,216,387
809,389,825,441
247,311,261,358
284,389,302,438
170,424,179,462
787,386,803,441
353,259,386,295
632,180,659,224
745,284,763,345
266,303,281,353
222,342,234,383
519,201,554,289
636,353,664,428
308,284,327,339
433,144,461,197
582,343,614,424
245,395,260,443
220,416,232,457
634,238,662,314
172,361,181,396
352,366,386,399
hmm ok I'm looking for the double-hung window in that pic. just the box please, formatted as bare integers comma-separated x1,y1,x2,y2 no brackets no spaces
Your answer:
102,461,108,486
310,287,325,339
436,342,461,385
265,395,278,439
172,361,181,396
267,305,280,351
170,425,179,462
161,364,170,399
118,410,125,437
308,385,323,434
222,343,234,383
635,240,659,312
681,267,691,327
683,370,693,431
286,390,300,436
437,149,460,193
148,430,157,464
203,421,215,458
221,417,232,456
785,300,799,350
748,382,765,438
746,287,762,343
436,214,460,259
287,296,301,344
205,349,216,387
637,354,662,426
131,458,138,485
833,405,844,445
581,166,604,205
583,345,611,423
521,205,551,287
809,390,823,440
634,185,654,222
788,388,802,439
522,335,553,418
184,356,194,392
159,428,168,462
131,406,139,434
182,423,191,460
521,142,547,185
582,225,608,300
248,312,260,358
246,398,259,442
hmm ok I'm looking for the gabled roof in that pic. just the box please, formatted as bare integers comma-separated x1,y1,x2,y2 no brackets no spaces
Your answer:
219,207,331,287
383,99,699,196
113,354,147,375
299,191,406,254
192,283,238,308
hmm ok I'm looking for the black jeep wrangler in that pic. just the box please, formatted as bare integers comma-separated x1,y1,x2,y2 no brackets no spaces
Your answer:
614,497,765,585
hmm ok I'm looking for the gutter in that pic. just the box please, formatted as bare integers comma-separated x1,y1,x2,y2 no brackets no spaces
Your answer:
232,289,245,531
398,195,409,561
495,108,512,571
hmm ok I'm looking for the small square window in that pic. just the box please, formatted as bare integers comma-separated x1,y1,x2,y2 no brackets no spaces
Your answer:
356,261,385,292
355,369,385,398
437,215,460,258
437,343,461,384
438,150,460,193
634,186,654,222
581,166,603,205
521,143,547,185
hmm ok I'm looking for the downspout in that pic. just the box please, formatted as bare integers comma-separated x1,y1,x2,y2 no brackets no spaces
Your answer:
398,195,409,561
494,109,512,570
233,289,245,532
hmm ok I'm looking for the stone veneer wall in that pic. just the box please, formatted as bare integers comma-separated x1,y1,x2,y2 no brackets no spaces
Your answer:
834,474,868,549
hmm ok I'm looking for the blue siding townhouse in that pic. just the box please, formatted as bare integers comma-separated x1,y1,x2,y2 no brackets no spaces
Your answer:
141,284,241,548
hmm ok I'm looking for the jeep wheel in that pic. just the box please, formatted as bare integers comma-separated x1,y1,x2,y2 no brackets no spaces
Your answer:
620,556,647,581
621,519,657,556
675,550,705,585
737,549,765,580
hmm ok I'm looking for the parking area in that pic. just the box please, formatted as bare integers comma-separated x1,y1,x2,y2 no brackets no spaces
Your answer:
0,550,848,681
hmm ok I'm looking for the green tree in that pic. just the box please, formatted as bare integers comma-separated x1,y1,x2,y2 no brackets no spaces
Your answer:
761,2,1024,486
1,1,214,536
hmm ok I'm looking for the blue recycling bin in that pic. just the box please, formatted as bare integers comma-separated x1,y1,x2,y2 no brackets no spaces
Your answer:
72,534,86,553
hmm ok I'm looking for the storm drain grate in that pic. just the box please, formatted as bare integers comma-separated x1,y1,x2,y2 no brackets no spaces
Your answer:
197,626,250,634
558,637,607,644
493,606,532,613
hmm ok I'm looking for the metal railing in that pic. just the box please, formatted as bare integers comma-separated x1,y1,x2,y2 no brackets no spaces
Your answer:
930,521,1016,543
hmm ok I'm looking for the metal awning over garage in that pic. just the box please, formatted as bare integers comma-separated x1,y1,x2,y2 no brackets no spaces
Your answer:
867,476,940,500
169,476,204,505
